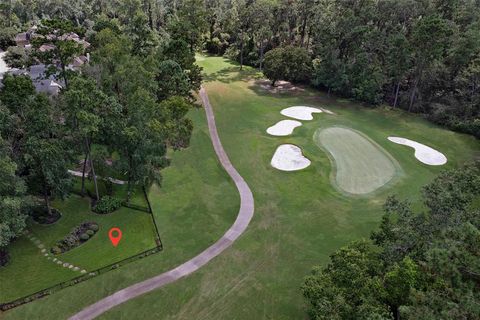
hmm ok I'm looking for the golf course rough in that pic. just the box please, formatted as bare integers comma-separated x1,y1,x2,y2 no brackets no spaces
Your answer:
315,127,398,195
388,137,447,166
271,144,311,171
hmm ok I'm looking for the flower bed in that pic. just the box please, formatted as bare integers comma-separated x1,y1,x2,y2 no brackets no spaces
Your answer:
50,222,99,254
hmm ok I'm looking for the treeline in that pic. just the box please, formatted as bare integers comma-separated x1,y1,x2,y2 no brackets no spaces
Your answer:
302,162,480,319
204,0,480,138
1,1,478,137
0,1,202,265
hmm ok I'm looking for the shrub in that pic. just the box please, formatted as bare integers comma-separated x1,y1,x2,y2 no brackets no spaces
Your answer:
50,221,98,253
51,246,62,255
0,249,10,266
93,196,122,214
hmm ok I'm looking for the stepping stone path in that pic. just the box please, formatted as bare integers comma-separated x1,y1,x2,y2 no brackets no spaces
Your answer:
23,229,88,274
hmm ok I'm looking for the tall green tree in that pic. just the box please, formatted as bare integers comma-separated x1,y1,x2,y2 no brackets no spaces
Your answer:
0,139,28,266
61,76,122,199
22,94,72,215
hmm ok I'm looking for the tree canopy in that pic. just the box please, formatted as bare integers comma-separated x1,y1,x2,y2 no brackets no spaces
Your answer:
303,162,480,320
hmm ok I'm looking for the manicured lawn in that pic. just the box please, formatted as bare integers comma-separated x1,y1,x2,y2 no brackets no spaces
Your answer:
2,55,478,319
0,195,158,303
314,126,400,195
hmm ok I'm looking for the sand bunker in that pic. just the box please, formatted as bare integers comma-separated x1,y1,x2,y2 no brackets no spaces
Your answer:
388,137,447,166
266,120,302,136
271,144,311,171
315,127,398,195
280,106,323,120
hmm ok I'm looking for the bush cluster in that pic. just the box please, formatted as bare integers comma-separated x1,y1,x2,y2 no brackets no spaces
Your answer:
50,222,99,254
31,207,62,225
93,196,123,214
0,249,10,267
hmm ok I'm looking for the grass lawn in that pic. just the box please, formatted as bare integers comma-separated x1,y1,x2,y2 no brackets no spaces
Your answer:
0,195,158,303
2,55,479,319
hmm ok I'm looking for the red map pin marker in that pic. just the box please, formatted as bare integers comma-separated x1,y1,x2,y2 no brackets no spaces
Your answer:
108,227,122,247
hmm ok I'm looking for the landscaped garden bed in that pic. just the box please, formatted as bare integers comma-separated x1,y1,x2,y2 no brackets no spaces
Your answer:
50,222,99,254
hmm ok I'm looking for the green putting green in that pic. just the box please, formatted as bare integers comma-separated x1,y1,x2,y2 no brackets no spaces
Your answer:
314,127,400,195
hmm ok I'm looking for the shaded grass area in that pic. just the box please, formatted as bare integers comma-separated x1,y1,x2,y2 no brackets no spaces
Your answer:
0,195,157,303
2,55,478,319
71,177,148,210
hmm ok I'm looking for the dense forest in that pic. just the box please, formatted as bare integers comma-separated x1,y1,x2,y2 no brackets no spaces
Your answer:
303,162,480,319
0,0,200,265
1,0,479,138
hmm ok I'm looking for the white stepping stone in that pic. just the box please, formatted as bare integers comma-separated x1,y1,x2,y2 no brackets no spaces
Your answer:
81,270,87,274
73,267,80,271
266,120,302,136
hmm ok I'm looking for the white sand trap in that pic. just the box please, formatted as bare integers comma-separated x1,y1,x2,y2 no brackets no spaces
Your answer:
271,144,311,171
266,120,302,136
280,106,323,120
388,137,447,166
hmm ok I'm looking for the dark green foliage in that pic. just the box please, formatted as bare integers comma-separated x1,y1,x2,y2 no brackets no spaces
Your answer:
0,26,17,50
51,221,98,254
79,233,89,241
31,207,61,224
93,196,122,214
0,248,10,267
303,162,480,319
0,138,28,253
263,46,312,86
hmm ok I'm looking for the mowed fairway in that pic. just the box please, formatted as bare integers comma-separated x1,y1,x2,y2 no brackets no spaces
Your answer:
2,56,479,320
315,127,399,195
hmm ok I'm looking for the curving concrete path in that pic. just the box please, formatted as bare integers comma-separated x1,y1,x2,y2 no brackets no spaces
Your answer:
69,87,255,320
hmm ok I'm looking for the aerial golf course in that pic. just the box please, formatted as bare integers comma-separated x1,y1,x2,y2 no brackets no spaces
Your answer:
2,55,479,320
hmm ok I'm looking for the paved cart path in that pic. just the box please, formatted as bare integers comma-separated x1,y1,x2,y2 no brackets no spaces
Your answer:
69,87,255,320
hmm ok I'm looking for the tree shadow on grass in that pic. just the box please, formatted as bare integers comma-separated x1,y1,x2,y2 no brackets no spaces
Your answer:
202,65,263,83
247,79,321,100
